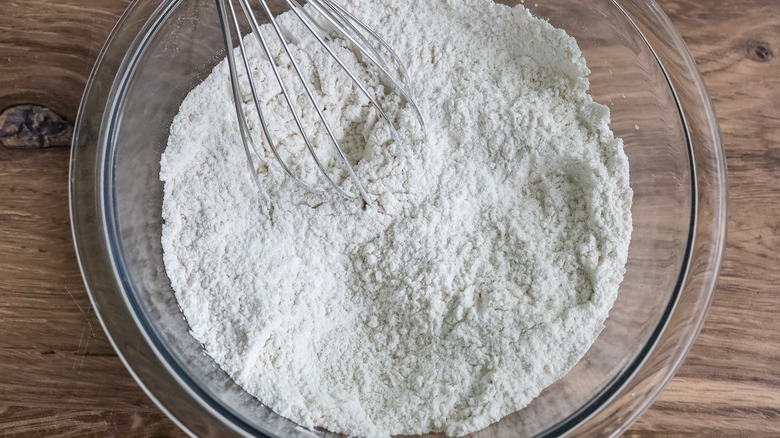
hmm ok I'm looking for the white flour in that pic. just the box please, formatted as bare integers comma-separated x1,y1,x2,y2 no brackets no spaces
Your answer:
160,0,632,437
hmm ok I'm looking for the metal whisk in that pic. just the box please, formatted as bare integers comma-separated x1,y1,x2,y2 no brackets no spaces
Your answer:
214,0,426,204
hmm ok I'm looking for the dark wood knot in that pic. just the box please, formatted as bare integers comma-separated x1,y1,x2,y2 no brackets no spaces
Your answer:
0,105,73,149
747,40,773,63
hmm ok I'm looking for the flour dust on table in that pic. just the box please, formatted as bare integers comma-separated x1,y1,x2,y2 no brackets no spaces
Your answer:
160,0,633,436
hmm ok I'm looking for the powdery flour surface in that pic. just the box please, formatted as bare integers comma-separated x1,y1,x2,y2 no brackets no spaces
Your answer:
160,0,633,437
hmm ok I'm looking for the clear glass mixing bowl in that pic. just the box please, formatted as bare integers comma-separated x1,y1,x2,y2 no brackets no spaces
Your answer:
69,0,727,436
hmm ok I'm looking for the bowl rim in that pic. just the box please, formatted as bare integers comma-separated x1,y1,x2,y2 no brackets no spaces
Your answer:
69,0,727,437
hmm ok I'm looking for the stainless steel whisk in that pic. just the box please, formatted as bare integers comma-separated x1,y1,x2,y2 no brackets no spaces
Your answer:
214,0,426,204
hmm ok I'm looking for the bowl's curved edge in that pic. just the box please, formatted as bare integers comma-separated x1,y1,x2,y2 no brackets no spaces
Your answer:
571,1,727,436
68,1,251,437
68,0,728,437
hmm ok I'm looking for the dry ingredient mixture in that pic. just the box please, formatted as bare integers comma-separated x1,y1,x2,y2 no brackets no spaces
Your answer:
160,0,632,437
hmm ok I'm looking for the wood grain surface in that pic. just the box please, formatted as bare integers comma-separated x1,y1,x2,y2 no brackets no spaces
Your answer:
0,0,778,436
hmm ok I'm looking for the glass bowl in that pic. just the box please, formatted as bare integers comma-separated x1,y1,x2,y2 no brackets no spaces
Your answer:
69,0,727,436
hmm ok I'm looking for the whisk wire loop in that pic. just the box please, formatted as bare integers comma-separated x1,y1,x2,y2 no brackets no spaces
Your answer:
238,0,352,199
255,0,372,202
215,0,272,203
308,0,427,144
283,0,405,150
216,0,426,204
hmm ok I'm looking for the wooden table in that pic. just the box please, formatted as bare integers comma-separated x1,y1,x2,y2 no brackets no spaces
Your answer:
1,0,778,436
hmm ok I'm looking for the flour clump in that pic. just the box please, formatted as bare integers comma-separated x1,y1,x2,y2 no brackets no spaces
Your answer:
160,0,633,437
